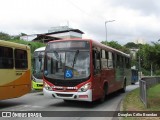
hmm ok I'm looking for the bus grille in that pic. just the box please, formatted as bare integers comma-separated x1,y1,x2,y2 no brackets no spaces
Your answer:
37,84,43,87
56,93,73,97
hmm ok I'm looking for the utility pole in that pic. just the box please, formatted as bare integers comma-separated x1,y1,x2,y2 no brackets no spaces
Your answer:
105,20,115,42
151,63,153,76
139,56,141,80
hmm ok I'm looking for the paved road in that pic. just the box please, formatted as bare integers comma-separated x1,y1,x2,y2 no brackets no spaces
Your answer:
0,82,139,120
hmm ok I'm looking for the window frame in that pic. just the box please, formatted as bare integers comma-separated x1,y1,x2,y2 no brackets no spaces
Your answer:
14,49,28,69
0,46,13,69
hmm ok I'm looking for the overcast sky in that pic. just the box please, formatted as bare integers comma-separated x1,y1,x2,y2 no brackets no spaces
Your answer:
0,0,160,44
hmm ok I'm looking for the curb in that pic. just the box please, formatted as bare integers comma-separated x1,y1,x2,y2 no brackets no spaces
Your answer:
118,86,139,120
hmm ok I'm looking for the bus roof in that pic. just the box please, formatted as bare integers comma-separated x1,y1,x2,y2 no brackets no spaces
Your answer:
35,46,46,52
0,40,30,49
48,38,130,58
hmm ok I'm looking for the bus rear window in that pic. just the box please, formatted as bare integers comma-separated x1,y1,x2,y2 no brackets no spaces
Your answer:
0,46,13,69
15,49,28,69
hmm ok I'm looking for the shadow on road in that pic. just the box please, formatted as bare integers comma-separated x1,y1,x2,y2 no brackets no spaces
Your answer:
47,90,124,109
0,100,25,110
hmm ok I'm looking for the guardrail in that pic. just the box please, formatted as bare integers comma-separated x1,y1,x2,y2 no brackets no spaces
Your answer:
139,77,160,108
139,80,147,107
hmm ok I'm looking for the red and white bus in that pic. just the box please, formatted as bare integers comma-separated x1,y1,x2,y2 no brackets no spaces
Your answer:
43,39,131,102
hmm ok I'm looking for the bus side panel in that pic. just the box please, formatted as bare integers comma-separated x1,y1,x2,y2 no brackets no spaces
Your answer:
115,68,125,91
0,70,31,100
92,74,103,101
14,70,31,85
0,70,15,86
13,70,31,96
0,41,31,100
0,69,16,100
101,69,116,94
0,85,31,100
125,68,131,85
92,69,116,101
13,84,31,98
0,86,15,100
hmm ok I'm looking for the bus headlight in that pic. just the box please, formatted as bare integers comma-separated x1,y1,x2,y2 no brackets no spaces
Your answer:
78,82,91,92
44,82,52,91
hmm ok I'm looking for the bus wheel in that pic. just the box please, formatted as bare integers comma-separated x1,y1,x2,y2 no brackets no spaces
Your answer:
121,80,126,93
100,84,108,102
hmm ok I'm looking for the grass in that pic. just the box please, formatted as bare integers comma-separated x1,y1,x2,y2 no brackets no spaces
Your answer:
123,88,145,111
122,84,160,120
147,84,160,111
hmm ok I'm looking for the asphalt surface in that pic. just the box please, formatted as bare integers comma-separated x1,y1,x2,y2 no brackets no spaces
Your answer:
0,82,139,120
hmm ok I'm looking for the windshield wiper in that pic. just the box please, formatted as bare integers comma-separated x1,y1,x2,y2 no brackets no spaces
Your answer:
72,50,79,68
53,50,59,60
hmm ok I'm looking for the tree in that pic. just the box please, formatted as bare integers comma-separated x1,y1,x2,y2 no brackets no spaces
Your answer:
0,32,11,40
124,42,138,49
101,40,130,54
20,33,27,36
11,39,45,54
137,42,160,75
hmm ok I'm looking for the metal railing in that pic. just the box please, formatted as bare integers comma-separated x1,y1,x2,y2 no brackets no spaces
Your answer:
139,80,147,107
139,77,160,108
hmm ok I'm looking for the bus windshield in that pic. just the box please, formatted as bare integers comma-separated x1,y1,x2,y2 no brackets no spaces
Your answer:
44,41,90,80
33,51,44,79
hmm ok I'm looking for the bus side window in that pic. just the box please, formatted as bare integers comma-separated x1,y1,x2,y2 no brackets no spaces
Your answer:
126,57,130,68
15,49,28,69
0,46,13,69
122,56,125,68
108,52,113,68
112,53,115,68
93,49,100,74
101,50,107,69
116,54,120,68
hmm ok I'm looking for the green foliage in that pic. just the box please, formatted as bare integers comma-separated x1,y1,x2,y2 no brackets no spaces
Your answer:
0,32,11,40
137,42,160,75
124,42,139,49
0,32,29,41
123,85,160,119
107,41,122,49
0,32,45,53
101,40,160,75
10,39,45,54
141,68,151,76
155,70,160,76
101,40,130,54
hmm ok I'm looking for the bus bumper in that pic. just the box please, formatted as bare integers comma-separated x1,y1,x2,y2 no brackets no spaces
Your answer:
32,81,43,90
43,88,92,102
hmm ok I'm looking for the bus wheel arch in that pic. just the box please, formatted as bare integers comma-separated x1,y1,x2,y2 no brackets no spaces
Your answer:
100,82,108,102
121,78,126,93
